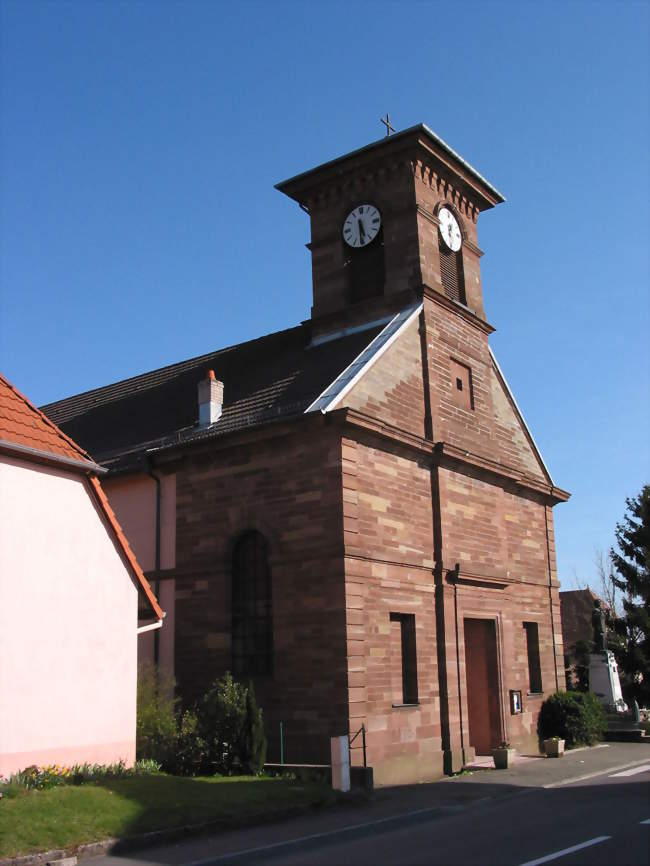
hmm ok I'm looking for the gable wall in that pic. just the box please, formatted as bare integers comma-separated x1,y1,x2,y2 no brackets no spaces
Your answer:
343,317,427,439
423,298,547,481
171,419,349,763
0,457,138,777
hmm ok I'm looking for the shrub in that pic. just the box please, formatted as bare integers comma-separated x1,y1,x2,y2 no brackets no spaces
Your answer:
167,710,207,776
199,673,267,774
136,661,178,766
538,691,607,747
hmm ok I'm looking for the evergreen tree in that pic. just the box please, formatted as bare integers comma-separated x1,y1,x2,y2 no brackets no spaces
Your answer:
242,683,267,773
609,485,650,705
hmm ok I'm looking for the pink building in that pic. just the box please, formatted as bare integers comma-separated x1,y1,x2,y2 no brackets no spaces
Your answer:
0,374,163,779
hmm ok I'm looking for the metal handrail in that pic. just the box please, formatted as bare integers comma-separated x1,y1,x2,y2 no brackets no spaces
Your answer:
349,722,367,768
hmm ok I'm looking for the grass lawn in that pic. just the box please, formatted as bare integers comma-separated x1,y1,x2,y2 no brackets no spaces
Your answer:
0,774,336,859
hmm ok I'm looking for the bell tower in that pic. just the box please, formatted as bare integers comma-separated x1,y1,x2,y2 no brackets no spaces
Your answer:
276,124,504,339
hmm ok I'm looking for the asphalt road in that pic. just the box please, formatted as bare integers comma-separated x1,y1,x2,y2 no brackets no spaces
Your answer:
91,747,650,866
256,765,650,866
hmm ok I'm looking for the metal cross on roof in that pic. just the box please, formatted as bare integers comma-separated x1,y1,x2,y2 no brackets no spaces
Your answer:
380,113,395,136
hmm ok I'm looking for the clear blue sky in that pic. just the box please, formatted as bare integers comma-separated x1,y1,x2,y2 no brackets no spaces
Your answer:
1,0,648,590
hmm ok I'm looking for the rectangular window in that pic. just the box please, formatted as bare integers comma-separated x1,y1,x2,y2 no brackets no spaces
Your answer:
524,622,543,694
390,613,418,705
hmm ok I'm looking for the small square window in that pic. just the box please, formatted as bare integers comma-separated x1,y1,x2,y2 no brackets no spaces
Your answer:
456,377,463,391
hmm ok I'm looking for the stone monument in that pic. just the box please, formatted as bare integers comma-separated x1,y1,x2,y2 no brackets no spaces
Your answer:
588,600,627,713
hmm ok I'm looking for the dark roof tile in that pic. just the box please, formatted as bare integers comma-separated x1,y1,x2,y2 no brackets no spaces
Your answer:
42,323,383,462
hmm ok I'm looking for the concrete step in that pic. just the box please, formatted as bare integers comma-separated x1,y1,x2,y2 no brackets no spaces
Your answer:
604,728,649,742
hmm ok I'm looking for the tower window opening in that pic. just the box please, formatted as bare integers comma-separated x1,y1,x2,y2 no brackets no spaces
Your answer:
439,241,466,305
346,226,385,304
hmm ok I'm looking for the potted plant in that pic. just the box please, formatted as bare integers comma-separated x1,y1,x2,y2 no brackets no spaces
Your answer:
492,741,514,769
543,736,565,758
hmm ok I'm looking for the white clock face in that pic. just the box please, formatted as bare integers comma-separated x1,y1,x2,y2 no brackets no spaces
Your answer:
342,204,381,248
438,207,462,252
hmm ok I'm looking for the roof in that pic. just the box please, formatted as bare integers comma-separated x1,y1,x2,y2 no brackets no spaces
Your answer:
41,322,386,465
276,123,506,205
0,372,100,471
1,371,162,622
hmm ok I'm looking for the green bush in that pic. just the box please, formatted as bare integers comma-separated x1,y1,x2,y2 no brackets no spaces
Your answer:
167,710,208,776
136,664,266,776
136,661,178,766
537,691,607,747
199,673,267,774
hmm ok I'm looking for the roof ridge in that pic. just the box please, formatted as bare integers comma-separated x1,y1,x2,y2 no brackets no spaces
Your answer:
41,322,306,412
0,371,92,461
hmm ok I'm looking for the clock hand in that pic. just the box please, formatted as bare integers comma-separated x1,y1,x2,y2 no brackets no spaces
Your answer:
357,218,365,242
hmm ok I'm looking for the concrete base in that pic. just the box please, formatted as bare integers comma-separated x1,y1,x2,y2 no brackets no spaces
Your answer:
444,746,475,774
351,765,374,791
373,751,445,786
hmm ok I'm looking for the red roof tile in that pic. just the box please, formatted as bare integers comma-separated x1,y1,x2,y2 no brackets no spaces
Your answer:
88,476,164,621
0,372,93,464
0,371,163,622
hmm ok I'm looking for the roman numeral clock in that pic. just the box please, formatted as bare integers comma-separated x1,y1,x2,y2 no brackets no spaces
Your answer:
342,204,381,247
342,204,384,302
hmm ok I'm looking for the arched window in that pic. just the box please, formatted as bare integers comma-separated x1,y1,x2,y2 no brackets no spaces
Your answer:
231,531,273,676
346,225,386,304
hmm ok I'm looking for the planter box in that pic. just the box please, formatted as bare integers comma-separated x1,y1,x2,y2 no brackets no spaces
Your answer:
543,738,565,758
492,748,514,769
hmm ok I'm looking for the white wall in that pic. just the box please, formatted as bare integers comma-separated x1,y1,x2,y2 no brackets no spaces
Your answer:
0,456,138,777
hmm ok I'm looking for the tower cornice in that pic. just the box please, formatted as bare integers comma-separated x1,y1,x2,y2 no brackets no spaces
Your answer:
276,124,505,212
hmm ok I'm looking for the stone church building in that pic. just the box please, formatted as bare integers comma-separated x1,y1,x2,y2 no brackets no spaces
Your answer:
43,125,569,785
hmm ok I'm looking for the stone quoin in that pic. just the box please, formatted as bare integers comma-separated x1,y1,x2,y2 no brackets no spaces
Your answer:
42,124,570,785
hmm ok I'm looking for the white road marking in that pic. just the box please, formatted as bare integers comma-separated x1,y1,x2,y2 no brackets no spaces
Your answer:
609,763,650,777
545,758,650,788
517,836,611,866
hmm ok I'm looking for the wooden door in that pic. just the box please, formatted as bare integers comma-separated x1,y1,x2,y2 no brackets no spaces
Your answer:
464,618,501,755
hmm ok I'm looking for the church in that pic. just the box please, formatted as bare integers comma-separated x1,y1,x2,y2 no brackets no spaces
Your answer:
43,124,570,785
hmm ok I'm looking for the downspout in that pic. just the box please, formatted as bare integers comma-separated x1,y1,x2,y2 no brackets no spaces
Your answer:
451,563,465,756
146,457,162,665
544,505,560,691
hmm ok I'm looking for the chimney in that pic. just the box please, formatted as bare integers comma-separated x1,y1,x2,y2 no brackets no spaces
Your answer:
197,370,224,426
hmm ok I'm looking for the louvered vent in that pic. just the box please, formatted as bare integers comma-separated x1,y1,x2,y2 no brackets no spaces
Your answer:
440,244,466,305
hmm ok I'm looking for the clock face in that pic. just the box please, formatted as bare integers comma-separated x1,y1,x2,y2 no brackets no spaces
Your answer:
342,204,381,248
438,207,462,252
